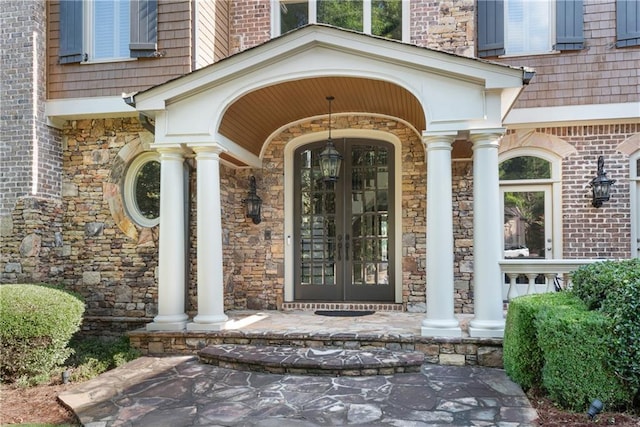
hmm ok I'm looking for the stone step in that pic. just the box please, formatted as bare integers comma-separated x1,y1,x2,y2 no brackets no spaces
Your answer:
198,344,425,376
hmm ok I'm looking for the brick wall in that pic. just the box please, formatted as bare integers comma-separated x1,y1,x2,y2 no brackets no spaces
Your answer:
554,124,638,258
410,0,475,56
1,1,61,215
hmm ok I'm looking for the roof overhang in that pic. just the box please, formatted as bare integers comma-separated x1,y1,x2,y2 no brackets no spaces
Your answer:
128,24,532,166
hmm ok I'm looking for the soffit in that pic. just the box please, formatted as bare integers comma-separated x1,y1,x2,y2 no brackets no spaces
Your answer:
220,76,425,156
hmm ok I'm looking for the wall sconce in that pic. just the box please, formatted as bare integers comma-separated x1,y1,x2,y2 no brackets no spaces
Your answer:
589,156,616,208
243,176,262,224
319,96,342,183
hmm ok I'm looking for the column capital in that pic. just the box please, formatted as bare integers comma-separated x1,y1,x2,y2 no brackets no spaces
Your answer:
189,143,227,156
469,129,506,148
152,144,189,158
422,131,456,150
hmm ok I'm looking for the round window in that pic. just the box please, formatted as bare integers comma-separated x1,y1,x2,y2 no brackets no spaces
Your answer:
124,152,160,227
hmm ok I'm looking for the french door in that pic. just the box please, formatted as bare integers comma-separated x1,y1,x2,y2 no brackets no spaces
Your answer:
293,139,395,301
501,184,553,260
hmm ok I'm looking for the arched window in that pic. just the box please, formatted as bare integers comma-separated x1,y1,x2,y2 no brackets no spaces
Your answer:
499,149,561,260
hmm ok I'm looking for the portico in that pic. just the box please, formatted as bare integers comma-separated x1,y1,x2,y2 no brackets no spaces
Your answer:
129,24,532,338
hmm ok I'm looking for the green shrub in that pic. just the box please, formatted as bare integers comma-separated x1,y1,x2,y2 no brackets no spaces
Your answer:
601,279,640,401
66,336,140,381
0,284,85,384
503,292,584,390
535,304,633,412
571,259,640,311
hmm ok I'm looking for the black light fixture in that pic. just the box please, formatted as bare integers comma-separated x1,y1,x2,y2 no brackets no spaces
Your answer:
318,96,342,183
587,399,603,420
589,156,616,208
243,176,262,224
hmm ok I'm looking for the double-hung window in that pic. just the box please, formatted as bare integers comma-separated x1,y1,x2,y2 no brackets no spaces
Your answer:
478,0,584,57
272,0,409,42
59,0,158,64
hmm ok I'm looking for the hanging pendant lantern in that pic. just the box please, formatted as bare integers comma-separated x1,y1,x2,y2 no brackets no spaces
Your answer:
319,96,342,183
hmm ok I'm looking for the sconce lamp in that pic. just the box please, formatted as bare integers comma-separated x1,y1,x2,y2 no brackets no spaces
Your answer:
589,156,616,208
319,96,342,183
243,176,262,224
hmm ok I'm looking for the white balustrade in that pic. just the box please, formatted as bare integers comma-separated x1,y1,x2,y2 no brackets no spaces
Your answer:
500,259,600,301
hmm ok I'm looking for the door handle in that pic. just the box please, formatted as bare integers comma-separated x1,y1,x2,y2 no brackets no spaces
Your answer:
345,234,350,261
337,235,342,261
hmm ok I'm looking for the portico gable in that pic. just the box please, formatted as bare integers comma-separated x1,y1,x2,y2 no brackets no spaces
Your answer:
128,24,533,338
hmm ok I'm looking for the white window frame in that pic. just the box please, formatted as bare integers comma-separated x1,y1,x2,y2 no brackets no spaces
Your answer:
83,0,134,63
271,0,410,43
123,151,161,228
504,0,556,56
499,148,563,260
631,151,640,258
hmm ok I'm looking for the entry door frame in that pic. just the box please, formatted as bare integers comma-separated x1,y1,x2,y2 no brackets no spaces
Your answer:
283,129,404,303
498,149,563,260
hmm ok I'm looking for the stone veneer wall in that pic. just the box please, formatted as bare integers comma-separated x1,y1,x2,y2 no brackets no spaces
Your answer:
2,116,638,334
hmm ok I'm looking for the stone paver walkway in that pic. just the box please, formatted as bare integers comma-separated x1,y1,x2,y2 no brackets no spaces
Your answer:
59,356,538,426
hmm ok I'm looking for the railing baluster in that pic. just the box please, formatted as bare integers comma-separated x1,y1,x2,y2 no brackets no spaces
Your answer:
507,273,519,301
544,273,557,293
526,273,537,295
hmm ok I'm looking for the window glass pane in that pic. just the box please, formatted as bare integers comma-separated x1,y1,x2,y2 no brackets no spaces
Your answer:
93,0,130,59
499,156,551,180
280,0,308,33
503,191,545,259
505,0,551,54
636,159,640,177
318,0,363,32
134,160,160,219
372,0,402,40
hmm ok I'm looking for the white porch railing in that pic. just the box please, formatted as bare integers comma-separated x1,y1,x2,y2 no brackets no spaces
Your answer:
500,259,601,301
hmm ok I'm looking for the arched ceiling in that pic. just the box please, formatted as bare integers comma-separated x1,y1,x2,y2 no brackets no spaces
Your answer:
219,76,426,156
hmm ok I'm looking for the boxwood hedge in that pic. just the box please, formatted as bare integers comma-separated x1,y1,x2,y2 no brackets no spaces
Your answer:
503,292,585,390
0,284,85,384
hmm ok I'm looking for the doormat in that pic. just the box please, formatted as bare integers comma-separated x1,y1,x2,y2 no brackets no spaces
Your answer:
314,310,375,317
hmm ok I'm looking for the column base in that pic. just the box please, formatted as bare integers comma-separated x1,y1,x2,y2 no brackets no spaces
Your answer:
146,321,187,331
421,319,462,338
146,313,188,331
469,319,505,338
187,314,228,331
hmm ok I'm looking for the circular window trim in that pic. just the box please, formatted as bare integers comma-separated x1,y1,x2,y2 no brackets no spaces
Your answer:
123,151,161,228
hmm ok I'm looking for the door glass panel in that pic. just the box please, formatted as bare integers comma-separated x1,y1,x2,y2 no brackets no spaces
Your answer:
298,148,337,287
295,140,394,301
350,145,390,289
503,191,545,259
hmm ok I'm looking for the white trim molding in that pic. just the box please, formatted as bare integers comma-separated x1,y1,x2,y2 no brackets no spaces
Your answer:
46,96,137,129
504,102,640,128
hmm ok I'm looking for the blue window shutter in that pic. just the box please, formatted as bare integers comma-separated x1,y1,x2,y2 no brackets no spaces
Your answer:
617,0,640,47
477,0,505,58
555,0,584,50
130,0,158,58
59,0,84,64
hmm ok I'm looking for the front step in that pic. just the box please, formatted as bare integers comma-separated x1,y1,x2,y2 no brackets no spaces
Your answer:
198,344,425,376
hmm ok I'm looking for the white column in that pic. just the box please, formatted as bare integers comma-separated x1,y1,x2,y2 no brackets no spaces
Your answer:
147,146,188,331
469,130,506,338
187,145,229,330
421,132,461,337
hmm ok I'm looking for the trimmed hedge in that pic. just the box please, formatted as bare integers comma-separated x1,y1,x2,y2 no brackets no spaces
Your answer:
0,284,85,384
535,304,633,411
571,259,640,311
503,292,585,390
